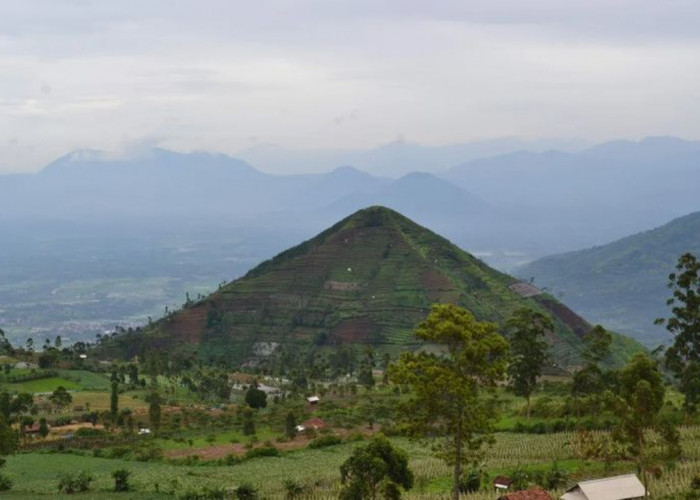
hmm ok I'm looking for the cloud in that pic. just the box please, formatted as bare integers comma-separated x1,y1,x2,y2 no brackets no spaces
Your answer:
0,1,699,172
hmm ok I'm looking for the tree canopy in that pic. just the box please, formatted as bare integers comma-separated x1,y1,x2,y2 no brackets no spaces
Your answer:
339,434,413,500
506,308,552,418
657,253,700,412
388,304,508,500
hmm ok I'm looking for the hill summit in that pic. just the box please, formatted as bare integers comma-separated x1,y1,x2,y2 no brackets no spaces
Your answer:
110,207,641,366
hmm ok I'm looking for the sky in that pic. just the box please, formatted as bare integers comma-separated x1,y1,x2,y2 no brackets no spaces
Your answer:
1,0,699,173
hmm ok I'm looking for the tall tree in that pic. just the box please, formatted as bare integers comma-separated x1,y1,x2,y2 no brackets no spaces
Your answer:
505,308,552,418
657,253,700,412
389,304,508,500
582,324,612,365
611,354,677,495
110,382,119,423
147,391,161,434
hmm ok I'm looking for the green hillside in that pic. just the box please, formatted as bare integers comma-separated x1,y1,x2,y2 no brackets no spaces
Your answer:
104,207,643,366
518,211,700,346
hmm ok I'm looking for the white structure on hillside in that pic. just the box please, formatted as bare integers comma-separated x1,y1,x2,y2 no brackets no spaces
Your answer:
560,474,645,500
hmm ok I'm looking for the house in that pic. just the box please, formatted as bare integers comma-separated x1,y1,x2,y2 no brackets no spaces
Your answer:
493,476,514,491
295,417,325,433
499,488,553,500
306,395,320,404
560,474,645,500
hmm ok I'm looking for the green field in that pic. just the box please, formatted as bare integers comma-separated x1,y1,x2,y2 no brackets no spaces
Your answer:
5,429,700,498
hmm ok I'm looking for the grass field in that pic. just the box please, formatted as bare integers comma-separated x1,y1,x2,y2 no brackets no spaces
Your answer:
6,429,700,498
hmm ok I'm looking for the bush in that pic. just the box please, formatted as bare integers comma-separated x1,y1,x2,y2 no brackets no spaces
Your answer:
57,471,93,494
0,474,11,491
108,446,131,459
234,483,259,499
245,445,280,459
308,435,342,449
75,427,107,438
112,469,131,492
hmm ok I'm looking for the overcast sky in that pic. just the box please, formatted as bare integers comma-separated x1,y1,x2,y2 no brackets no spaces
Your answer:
1,0,699,172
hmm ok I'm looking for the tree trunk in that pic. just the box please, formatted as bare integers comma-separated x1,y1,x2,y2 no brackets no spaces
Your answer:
452,426,462,500
526,393,531,419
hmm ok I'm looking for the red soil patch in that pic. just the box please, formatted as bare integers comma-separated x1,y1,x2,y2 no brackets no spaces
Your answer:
165,302,211,343
535,296,590,338
331,318,375,343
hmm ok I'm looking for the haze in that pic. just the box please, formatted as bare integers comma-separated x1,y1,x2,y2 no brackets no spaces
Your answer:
2,0,700,173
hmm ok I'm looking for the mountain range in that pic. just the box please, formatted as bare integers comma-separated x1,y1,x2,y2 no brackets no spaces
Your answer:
517,211,700,346
1,136,699,345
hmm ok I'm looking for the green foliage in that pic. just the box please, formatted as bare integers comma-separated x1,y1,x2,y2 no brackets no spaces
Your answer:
111,468,131,492
49,386,72,409
147,391,161,434
506,308,552,418
57,470,93,494
339,435,413,500
389,304,508,500
282,478,306,499
308,435,342,449
233,482,259,499
0,415,17,456
659,253,700,412
241,408,256,436
284,412,297,439
583,325,613,364
611,354,676,494
110,381,119,421
244,445,280,459
245,385,267,409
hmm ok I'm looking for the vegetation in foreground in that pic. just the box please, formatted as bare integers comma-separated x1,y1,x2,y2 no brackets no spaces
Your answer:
0,252,697,498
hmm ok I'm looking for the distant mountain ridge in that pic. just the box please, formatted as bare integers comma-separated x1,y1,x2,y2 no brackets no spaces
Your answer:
100,207,644,367
517,211,700,346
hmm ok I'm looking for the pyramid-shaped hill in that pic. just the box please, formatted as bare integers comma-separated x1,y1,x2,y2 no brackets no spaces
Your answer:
116,207,642,366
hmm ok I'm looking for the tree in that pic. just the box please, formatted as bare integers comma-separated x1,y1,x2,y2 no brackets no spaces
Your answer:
111,469,131,492
110,382,119,422
505,308,552,418
241,408,256,436
582,324,612,365
388,304,508,500
0,415,17,456
657,253,700,412
49,386,72,411
147,391,161,434
38,418,49,439
245,384,267,409
339,434,413,500
611,354,677,495
284,412,297,439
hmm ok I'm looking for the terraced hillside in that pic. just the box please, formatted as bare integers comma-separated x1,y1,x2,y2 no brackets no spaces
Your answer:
105,207,642,366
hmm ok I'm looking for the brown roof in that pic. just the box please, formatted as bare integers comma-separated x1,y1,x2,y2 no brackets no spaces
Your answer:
498,488,553,500
300,417,325,429
493,476,514,487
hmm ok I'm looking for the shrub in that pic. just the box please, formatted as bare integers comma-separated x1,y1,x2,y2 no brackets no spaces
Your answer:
57,471,93,494
0,474,11,491
75,427,106,438
112,469,131,492
245,445,280,459
234,483,258,499
308,435,342,449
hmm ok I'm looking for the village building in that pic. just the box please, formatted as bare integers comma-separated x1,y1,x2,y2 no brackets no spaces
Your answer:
306,395,320,404
560,474,646,500
493,476,514,492
295,417,325,433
